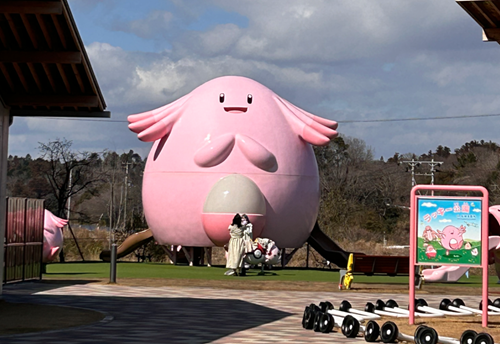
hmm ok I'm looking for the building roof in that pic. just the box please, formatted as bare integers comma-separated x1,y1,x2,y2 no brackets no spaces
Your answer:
0,0,109,118
457,0,500,44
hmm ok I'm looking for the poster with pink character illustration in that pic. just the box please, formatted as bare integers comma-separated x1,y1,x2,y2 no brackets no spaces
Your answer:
416,197,482,266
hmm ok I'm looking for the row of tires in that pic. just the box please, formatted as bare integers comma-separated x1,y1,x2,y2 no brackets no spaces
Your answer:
302,302,495,344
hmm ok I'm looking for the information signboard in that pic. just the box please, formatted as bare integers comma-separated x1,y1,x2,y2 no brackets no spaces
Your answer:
416,197,482,266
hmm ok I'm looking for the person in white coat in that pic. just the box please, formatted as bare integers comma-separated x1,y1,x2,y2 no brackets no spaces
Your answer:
225,214,245,276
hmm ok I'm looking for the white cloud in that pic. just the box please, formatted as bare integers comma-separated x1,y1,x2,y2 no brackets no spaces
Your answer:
439,219,452,223
10,0,500,161
473,208,481,213
421,202,437,208
171,0,470,64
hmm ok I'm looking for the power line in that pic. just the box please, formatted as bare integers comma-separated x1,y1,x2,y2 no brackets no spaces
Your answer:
18,112,500,124
338,113,500,123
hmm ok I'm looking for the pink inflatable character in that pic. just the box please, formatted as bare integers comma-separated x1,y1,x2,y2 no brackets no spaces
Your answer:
436,225,466,255
128,76,337,248
43,210,67,262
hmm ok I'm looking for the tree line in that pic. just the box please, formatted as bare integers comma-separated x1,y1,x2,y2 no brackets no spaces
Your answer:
7,137,500,245
7,138,147,236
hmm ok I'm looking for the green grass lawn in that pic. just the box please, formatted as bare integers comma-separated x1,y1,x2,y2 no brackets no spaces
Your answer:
43,262,500,287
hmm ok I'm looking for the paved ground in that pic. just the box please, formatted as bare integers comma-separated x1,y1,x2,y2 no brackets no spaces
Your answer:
0,281,484,344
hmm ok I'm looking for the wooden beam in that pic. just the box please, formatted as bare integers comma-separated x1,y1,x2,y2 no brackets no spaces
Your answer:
470,1,498,27
36,13,53,49
41,63,57,92
0,51,81,64
484,27,500,41
7,95,100,107
0,1,62,15
71,64,85,93
12,63,29,92
27,62,42,92
56,63,70,93
51,13,67,49
0,17,9,48
10,109,111,118
0,63,15,91
4,13,23,48
20,13,38,49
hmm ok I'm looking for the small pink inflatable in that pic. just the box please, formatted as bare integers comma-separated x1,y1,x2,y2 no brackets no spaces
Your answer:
43,210,67,262
128,76,337,248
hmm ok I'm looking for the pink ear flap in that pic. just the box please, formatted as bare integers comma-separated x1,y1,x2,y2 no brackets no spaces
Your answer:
128,94,190,142
274,96,338,146
280,97,338,130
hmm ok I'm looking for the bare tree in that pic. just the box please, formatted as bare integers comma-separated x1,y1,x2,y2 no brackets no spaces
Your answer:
38,138,104,219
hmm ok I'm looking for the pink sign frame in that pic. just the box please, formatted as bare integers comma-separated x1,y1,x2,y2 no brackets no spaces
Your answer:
409,185,489,327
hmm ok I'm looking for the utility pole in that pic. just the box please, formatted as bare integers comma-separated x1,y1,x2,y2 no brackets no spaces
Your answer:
66,169,72,220
401,158,443,186
109,170,114,250
122,161,132,232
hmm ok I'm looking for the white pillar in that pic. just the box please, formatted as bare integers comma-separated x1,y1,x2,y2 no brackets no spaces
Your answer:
0,105,9,296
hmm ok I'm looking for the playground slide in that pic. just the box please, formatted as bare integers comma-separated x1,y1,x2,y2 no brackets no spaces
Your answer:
422,265,469,283
100,229,154,262
422,235,500,283
307,222,350,268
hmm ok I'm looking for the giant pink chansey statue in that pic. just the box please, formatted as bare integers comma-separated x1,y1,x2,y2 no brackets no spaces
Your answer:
43,210,68,262
128,76,337,248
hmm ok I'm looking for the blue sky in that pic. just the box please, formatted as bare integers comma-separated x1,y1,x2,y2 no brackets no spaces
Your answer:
8,1,500,160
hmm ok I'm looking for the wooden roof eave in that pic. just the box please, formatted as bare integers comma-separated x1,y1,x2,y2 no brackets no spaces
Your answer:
61,0,106,111
457,0,500,44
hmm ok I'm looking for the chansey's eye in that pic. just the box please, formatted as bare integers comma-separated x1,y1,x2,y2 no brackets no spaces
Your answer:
219,93,225,103
247,94,253,104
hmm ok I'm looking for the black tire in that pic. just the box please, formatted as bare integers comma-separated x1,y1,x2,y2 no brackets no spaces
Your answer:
302,306,310,329
319,312,334,333
313,311,323,332
304,307,316,330
341,315,360,338
319,301,333,313
365,302,376,313
461,330,478,344
381,321,399,343
364,320,380,342
339,300,352,312
478,299,492,311
376,299,386,310
439,298,452,310
386,299,399,308
416,298,428,307
473,333,494,344
417,326,438,344
493,298,500,308
414,325,429,344
452,298,465,308
309,303,320,313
